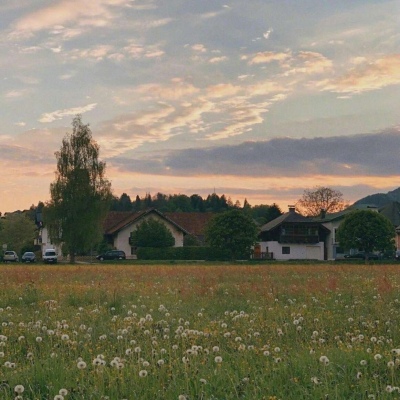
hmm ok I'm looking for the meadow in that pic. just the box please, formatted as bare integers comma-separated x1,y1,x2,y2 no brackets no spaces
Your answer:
1,262,400,400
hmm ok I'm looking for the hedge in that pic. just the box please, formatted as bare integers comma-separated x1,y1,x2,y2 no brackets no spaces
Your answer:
136,246,233,261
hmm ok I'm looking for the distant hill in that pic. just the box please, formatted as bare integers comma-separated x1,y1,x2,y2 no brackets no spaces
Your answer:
354,187,400,207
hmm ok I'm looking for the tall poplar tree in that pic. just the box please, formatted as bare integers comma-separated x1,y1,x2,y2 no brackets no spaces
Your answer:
45,116,112,263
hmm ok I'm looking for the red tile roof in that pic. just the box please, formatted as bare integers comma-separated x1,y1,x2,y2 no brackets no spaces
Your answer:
103,209,215,236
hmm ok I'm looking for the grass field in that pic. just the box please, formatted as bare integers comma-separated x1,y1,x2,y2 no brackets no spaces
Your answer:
1,263,400,399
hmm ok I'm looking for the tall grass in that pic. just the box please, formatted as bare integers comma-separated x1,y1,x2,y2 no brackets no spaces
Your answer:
0,264,400,399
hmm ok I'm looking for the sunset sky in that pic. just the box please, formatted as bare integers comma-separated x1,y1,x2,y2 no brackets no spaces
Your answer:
1,0,399,213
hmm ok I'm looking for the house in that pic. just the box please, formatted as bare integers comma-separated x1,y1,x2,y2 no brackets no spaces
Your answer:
378,201,400,250
104,209,192,258
39,209,215,260
38,209,214,260
258,206,330,260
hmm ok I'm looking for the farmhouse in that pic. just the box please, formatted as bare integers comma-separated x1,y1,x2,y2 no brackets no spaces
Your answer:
38,209,214,259
258,206,330,260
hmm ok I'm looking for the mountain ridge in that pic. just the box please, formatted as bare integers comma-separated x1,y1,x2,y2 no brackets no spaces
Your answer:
354,187,400,208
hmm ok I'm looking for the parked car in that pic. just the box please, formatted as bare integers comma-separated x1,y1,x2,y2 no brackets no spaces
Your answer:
42,249,58,264
21,252,36,263
3,251,19,262
344,252,380,260
395,250,400,261
96,250,126,261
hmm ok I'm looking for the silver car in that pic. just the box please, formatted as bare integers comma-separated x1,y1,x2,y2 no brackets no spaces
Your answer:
3,251,19,262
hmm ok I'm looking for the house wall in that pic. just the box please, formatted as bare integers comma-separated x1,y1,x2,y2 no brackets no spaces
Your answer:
39,227,63,258
321,220,346,260
114,214,185,258
258,241,324,260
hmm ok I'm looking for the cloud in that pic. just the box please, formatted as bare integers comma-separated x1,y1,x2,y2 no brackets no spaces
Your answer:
319,54,400,94
209,56,228,64
11,0,130,37
263,28,273,39
39,103,98,123
191,44,207,53
248,51,291,65
109,127,400,178
4,89,31,99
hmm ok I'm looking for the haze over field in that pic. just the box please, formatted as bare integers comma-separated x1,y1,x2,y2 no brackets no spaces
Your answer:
0,0,399,212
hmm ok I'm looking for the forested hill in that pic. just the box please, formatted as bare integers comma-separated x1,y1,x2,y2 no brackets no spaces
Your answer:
353,187,400,208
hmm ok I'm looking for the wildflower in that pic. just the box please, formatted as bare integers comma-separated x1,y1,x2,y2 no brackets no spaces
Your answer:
59,389,68,396
77,360,87,369
374,354,382,361
274,347,280,353
212,346,220,352
61,334,69,341
139,370,148,377
200,378,207,384
214,356,222,363
14,385,24,394
157,359,165,366
360,360,367,366
387,361,395,368
386,385,394,393
178,396,187,400
356,372,362,379
311,377,321,385
54,395,64,400
36,336,43,343
319,355,330,366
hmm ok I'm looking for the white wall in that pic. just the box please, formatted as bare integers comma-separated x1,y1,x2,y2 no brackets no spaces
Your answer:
39,227,62,257
114,214,185,258
258,241,324,260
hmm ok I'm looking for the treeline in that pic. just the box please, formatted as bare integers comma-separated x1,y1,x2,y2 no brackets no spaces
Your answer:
111,192,282,225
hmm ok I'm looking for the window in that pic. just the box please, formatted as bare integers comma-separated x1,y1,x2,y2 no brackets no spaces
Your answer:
282,246,290,254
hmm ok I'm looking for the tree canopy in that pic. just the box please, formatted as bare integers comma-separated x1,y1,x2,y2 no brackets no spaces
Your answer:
336,210,395,259
297,186,348,216
0,213,37,255
44,116,112,263
130,218,175,248
205,209,258,259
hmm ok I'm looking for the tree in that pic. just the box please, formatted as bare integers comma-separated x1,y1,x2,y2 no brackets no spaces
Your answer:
297,186,348,216
130,218,175,248
336,210,395,260
44,116,112,263
0,213,37,255
205,209,258,260
251,203,282,225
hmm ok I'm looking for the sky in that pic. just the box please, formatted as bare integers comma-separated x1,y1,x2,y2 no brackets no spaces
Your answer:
0,0,399,213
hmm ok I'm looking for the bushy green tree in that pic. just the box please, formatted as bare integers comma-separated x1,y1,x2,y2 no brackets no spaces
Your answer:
336,210,395,260
44,116,112,263
205,209,258,259
130,218,175,248
0,213,37,256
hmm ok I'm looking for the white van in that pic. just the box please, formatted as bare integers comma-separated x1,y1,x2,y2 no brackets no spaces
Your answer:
43,249,58,264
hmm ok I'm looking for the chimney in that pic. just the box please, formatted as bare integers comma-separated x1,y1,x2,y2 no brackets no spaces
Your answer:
288,205,296,213
320,209,326,219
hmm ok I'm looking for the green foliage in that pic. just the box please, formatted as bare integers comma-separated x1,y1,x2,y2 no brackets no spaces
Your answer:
0,213,37,255
205,209,258,259
251,203,282,225
137,246,230,260
337,210,395,256
183,234,201,246
130,218,175,248
44,116,112,263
